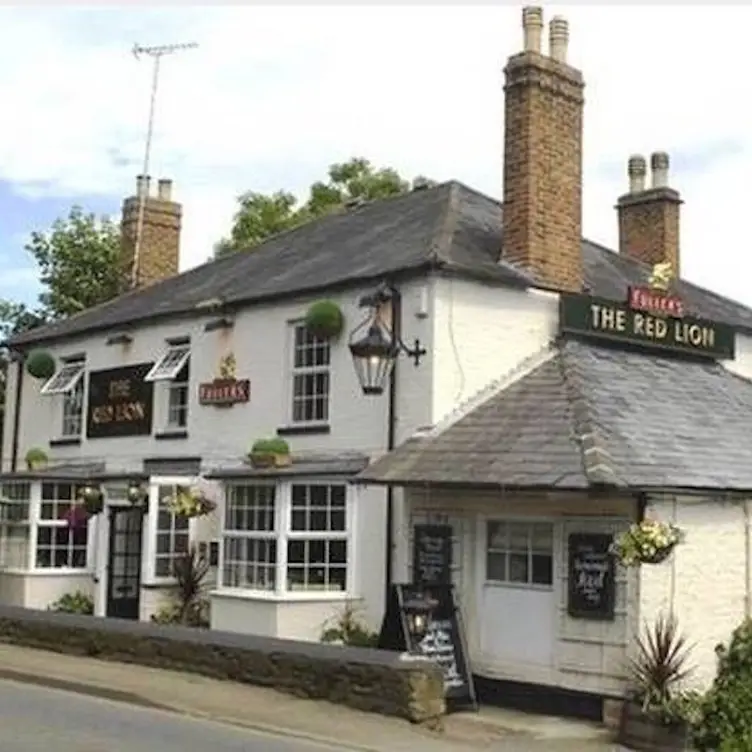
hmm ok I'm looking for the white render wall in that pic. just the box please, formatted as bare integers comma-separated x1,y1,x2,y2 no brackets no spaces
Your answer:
638,494,750,691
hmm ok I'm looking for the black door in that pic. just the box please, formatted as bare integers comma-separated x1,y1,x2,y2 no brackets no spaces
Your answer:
106,507,144,620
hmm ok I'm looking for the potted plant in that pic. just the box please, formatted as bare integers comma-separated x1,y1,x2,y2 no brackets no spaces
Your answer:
25,447,48,471
77,484,104,516
26,350,56,381
620,612,697,751
126,481,149,507
249,438,291,468
166,485,217,519
304,300,344,339
150,545,211,628
610,518,684,566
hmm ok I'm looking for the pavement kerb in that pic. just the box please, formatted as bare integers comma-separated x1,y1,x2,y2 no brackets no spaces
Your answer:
0,666,431,752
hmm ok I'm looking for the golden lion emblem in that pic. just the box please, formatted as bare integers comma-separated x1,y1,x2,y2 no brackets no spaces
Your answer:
218,353,236,380
648,262,674,292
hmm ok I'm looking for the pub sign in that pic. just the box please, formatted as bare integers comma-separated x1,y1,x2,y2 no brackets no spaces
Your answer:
86,363,154,439
198,353,250,407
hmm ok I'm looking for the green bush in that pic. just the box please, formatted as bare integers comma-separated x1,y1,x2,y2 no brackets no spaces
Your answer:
25,447,48,469
305,300,344,339
49,591,94,615
693,619,752,750
320,601,379,648
250,437,290,456
26,350,56,380
149,546,211,628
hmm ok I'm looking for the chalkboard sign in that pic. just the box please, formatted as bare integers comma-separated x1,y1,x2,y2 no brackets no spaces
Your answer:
413,524,452,586
377,583,477,712
86,363,154,440
567,532,616,620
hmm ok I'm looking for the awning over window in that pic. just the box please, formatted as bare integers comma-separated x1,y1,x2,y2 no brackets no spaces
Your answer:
144,346,190,382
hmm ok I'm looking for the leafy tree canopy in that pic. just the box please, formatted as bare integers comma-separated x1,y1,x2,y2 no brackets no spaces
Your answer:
214,157,434,258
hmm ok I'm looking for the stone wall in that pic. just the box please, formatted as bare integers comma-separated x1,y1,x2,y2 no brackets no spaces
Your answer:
0,605,445,726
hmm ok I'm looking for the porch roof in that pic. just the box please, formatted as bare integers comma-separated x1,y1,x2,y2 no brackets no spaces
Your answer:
0,463,147,483
205,452,370,481
356,339,752,494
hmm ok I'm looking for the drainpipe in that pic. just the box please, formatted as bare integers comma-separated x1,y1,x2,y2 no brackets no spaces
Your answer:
745,500,751,619
10,351,24,472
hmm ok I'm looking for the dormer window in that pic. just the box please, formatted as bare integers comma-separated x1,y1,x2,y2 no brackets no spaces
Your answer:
144,345,190,382
40,361,85,395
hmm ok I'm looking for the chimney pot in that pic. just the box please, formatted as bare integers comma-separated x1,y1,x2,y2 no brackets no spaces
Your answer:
522,7,544,53
549,16,569,63
136,175,151,199
650,151,670,189
627,154,647,194
157,178,173,201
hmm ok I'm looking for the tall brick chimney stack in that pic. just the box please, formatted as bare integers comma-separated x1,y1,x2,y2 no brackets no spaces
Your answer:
120,175,182,288
500,7,585,293
616,152,682,276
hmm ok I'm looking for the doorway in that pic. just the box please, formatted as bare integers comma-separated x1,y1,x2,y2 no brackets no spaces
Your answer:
106,507,144,620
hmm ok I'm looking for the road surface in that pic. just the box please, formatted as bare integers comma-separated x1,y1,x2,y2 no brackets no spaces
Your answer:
0,678,353,752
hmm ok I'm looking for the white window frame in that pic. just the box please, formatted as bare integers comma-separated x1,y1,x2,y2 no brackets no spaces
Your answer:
34,481,89,572
166,359,190,429
40,360,85,396
484,518,555,591
144,345,191,382
217,478,354,600
289,323,331,426
0,481,32,572
144,476,196,585
61,375,85,437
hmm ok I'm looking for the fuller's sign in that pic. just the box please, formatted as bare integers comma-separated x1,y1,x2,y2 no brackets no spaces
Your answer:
559,293,735,360
86,363,154,439
198,353,250,407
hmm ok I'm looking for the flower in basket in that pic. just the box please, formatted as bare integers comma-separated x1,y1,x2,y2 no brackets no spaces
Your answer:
610,518,684,567
166,481,217,520
126,481,148,507
77,484,104,516
63,504,89,529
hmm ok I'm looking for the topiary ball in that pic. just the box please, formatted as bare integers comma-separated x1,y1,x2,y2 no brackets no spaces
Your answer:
305,300,344,339
26,350,56,380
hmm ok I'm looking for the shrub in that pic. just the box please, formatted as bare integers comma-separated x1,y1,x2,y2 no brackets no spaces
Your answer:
304,300,344,339
250,438,290,456
693,619,752,750
26,350,56,380
150,545,210,628
49,591,94,615
320,601,379,648
24,447,48,469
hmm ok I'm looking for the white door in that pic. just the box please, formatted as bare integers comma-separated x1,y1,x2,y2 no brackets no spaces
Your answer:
479,519,556,667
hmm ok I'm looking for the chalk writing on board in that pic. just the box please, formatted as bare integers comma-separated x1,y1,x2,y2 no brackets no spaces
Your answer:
413,524,452,586
573,553,609,603
419,619,465,690
567,533,615,620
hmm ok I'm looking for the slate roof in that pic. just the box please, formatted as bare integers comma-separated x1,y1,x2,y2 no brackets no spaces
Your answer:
205,452,369,480
355,339,752,493
10,182,752,347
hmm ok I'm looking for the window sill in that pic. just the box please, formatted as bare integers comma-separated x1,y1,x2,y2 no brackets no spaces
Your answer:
28,568,92,576
210,588,353,603
155,430,188,441
276,424,330,437
49,436,82,447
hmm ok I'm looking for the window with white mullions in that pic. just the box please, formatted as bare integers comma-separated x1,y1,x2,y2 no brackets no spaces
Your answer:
154,484,190,577
486,520,553,587
291,325,330,424
222,484,277,591
145,345,191,382
287,483,347,592
36,483,88,569
62,376,84,436
167,360,190,429
0,482,30,569
40,361,85,395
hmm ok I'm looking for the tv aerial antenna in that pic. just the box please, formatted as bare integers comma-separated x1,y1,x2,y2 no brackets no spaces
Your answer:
130,41,198,288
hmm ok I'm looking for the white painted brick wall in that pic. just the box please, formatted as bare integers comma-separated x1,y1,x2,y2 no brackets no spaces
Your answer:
639,495,748,691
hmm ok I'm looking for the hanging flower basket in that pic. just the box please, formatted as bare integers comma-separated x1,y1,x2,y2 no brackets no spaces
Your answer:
126,482,149,507
77,484,104,516
610,519,684,567
249,438,291,468
166,486,217,519
63,504,89,529
26,350,56,380
25,447,48,471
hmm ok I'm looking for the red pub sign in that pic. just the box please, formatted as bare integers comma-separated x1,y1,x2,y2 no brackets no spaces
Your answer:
626,261,684,318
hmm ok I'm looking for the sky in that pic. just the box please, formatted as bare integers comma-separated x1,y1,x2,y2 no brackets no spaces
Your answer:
0,4,750,309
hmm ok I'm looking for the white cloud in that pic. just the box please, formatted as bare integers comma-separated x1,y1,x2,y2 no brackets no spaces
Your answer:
0,5,750,304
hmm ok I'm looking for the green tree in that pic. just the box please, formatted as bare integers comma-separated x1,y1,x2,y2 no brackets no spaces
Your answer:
214,157,433,258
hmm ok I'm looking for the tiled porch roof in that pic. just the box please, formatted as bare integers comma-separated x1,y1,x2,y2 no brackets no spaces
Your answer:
205,452,370,480
356,339,752,494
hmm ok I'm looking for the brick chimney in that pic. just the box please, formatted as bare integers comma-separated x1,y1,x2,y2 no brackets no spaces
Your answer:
501,7,585,293
120,175,182,289
616,152,682,276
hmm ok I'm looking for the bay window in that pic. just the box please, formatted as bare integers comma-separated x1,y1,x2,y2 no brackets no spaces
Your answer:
0,482,30,569
219,480,351,596
37,482,88,569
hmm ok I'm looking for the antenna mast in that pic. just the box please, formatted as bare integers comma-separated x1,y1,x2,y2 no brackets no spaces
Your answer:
130,41,198,289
